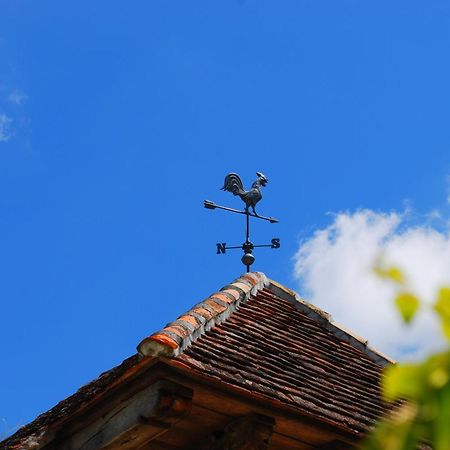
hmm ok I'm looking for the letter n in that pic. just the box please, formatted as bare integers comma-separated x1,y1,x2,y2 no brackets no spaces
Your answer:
216,243,227,254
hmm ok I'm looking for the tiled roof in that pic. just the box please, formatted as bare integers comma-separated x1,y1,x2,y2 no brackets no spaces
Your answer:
0,355,142,450
139,272,392,435
2,272,393,449
137,272,267,357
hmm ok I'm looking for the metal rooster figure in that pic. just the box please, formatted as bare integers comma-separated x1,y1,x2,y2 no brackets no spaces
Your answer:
204,172,280,272
221,172,268,216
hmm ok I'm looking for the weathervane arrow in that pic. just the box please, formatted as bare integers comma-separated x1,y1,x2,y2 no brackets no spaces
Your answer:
204,172,280,272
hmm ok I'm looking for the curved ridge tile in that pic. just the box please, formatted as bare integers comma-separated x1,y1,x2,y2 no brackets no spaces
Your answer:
137,272,269,357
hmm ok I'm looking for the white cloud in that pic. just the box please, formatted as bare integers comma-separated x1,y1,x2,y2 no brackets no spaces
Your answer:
8,90,27,105
294,210,450,361
0,113,13,142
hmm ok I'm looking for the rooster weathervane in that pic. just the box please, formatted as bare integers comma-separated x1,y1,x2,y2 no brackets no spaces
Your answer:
204,172,280,272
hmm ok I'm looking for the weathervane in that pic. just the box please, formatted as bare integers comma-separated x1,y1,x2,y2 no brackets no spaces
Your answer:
204,172,280,272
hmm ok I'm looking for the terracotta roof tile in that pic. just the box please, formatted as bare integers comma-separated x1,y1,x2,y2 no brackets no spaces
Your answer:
176,286,391,434
137,272,269,357
135,272,393,435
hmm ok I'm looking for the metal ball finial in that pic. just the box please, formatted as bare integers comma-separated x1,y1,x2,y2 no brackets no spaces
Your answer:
241,252,255,267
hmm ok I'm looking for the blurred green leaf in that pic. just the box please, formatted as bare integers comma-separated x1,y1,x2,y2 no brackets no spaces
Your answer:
374,265,405,285
435,287,450,318
428,368,449,389
366,269,450,450
436,385,450,450
363,405,418,450
426,352,450,388
434,287,450,340
441,322,450,341
383,364,423,401
395,292,420,324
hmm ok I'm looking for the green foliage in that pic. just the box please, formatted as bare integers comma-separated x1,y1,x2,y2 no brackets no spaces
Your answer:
374,265,405,285
395,293,420,324
364,265,450,450
364,403,422,450
382,364,424,401
366,351,450,450
434,288,450,340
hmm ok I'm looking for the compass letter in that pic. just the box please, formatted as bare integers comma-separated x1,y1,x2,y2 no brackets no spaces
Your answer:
271,238,280,249
216,243,227,254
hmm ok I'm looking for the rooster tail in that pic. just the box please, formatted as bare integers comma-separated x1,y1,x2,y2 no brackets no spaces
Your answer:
221,173,245,196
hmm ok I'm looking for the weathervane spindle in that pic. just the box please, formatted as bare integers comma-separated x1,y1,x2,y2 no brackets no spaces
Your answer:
204,172,280,272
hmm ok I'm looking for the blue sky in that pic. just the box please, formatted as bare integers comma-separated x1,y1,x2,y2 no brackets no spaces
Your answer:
1,0,450,437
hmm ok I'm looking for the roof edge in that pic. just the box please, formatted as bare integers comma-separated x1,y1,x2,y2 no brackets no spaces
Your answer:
267,279,395,367
137,272,269,358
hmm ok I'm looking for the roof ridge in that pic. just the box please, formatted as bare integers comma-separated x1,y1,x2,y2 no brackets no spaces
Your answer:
138,273,395,367
267,279,395,367
137,272,269,357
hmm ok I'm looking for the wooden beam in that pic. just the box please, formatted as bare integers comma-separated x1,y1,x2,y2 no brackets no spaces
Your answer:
100,381,192,450
63,380,192,450
195,413,275,450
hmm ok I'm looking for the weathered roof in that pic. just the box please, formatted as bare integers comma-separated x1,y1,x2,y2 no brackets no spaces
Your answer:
1,272,392,449
139,272,392,435
0,355,143,450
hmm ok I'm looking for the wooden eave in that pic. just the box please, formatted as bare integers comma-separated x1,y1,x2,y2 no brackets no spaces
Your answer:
38,358,359,450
